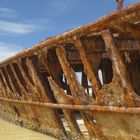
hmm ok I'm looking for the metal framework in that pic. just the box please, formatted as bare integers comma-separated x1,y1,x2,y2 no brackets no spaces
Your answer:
0,2,140,140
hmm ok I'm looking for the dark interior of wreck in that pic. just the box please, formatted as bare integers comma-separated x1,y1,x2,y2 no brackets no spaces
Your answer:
42,36,140,98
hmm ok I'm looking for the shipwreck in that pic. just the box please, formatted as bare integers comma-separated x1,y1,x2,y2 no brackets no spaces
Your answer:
0,1,140,140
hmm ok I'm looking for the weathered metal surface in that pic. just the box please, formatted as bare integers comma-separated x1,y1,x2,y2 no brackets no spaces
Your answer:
0,1,140,140
116,0,124,10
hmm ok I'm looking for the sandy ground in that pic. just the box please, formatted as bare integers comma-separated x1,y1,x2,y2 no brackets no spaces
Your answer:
0,119,56,140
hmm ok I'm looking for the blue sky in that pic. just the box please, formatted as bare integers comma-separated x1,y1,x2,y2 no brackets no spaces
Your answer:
0,0,139,60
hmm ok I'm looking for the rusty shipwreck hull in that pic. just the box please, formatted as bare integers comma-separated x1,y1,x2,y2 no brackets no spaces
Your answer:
0,2,140,140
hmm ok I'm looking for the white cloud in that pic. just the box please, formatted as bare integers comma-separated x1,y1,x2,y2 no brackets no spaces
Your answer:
0,7,51,35
0,42,23,61
0,20,39,34
0,7,17,18
0,8,35,35
47,0,79,16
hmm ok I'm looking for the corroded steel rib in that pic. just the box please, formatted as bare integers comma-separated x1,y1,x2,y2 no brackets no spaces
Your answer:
26,56,60,102
48,77,85,139
26,57,67,139
0,66,37,126
101,29,139,107
75,40,102,98
56,46,105,139
0,68,18,99
56,46,95,104
11,60,51,129
11,60,56,129
5,66,22,99
6,64,39,122
0,72,10,98
13,59,67,136
26,57,47,101
0,71,13,98
14,59,42,101
10,64,28,99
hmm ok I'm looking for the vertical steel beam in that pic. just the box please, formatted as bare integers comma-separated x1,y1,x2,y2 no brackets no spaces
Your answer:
10,64,28,100
0,75,8,98
26,57,49,101
48,77,85,139
101,29,136,107
4,66,22,99
75,40,102,98
0,68,17,99
56,46,105,139
12,60,48,128
14,59,42,101
26,56,67,138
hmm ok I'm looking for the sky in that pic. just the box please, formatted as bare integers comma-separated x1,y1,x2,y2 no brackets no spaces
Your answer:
0,0,139,60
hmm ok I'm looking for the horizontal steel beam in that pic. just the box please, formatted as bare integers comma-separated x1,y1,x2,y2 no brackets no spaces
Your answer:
0,97,140,114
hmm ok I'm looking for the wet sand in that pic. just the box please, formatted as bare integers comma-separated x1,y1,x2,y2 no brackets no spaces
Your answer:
0,119,56,140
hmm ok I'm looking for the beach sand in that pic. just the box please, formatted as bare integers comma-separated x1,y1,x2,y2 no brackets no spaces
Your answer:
0,119,56,140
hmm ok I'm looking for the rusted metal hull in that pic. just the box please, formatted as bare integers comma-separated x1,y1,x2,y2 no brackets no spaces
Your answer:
0,2,140,140
0,98,140,140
